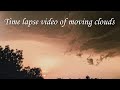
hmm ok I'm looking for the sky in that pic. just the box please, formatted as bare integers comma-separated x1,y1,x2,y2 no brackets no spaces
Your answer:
0,11,120,79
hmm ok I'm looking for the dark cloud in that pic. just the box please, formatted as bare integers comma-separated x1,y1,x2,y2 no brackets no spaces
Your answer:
1,11,120,57
64,11,120,57
87,55,94,65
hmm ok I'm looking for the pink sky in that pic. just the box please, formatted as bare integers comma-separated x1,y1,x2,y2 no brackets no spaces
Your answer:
0,11,120,79
0,38,120,79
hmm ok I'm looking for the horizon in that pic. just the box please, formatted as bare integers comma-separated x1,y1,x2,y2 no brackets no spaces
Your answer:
0,11,120,79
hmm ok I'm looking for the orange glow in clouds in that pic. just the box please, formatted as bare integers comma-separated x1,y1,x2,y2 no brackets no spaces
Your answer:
0,39,120,79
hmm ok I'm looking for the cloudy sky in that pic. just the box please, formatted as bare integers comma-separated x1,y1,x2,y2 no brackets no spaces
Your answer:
0,11,120,79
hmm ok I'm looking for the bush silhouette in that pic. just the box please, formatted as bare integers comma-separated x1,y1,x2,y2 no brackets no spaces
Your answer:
0,45,43,79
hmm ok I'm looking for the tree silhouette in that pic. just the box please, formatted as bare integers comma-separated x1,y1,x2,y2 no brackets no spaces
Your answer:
22,66,43,79
0,45,43,79
85,75,90,79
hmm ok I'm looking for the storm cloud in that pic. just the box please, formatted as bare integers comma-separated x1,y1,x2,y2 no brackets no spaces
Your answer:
1,11,120,56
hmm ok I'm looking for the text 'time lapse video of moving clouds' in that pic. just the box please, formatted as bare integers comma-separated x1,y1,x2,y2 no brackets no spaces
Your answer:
0,11,120,79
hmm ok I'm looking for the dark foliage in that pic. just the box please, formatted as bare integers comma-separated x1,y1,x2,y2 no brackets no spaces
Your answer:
0,45,43,79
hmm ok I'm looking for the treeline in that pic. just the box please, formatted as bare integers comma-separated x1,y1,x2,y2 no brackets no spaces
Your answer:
0,45,43,79
0,45,100,79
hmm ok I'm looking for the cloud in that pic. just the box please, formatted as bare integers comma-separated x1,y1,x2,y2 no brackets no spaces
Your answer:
64,12,120,57
1,11,120,57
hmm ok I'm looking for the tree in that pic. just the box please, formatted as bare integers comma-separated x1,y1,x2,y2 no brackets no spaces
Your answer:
22,66,43,79
0,45,43,79
85,75,90,79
